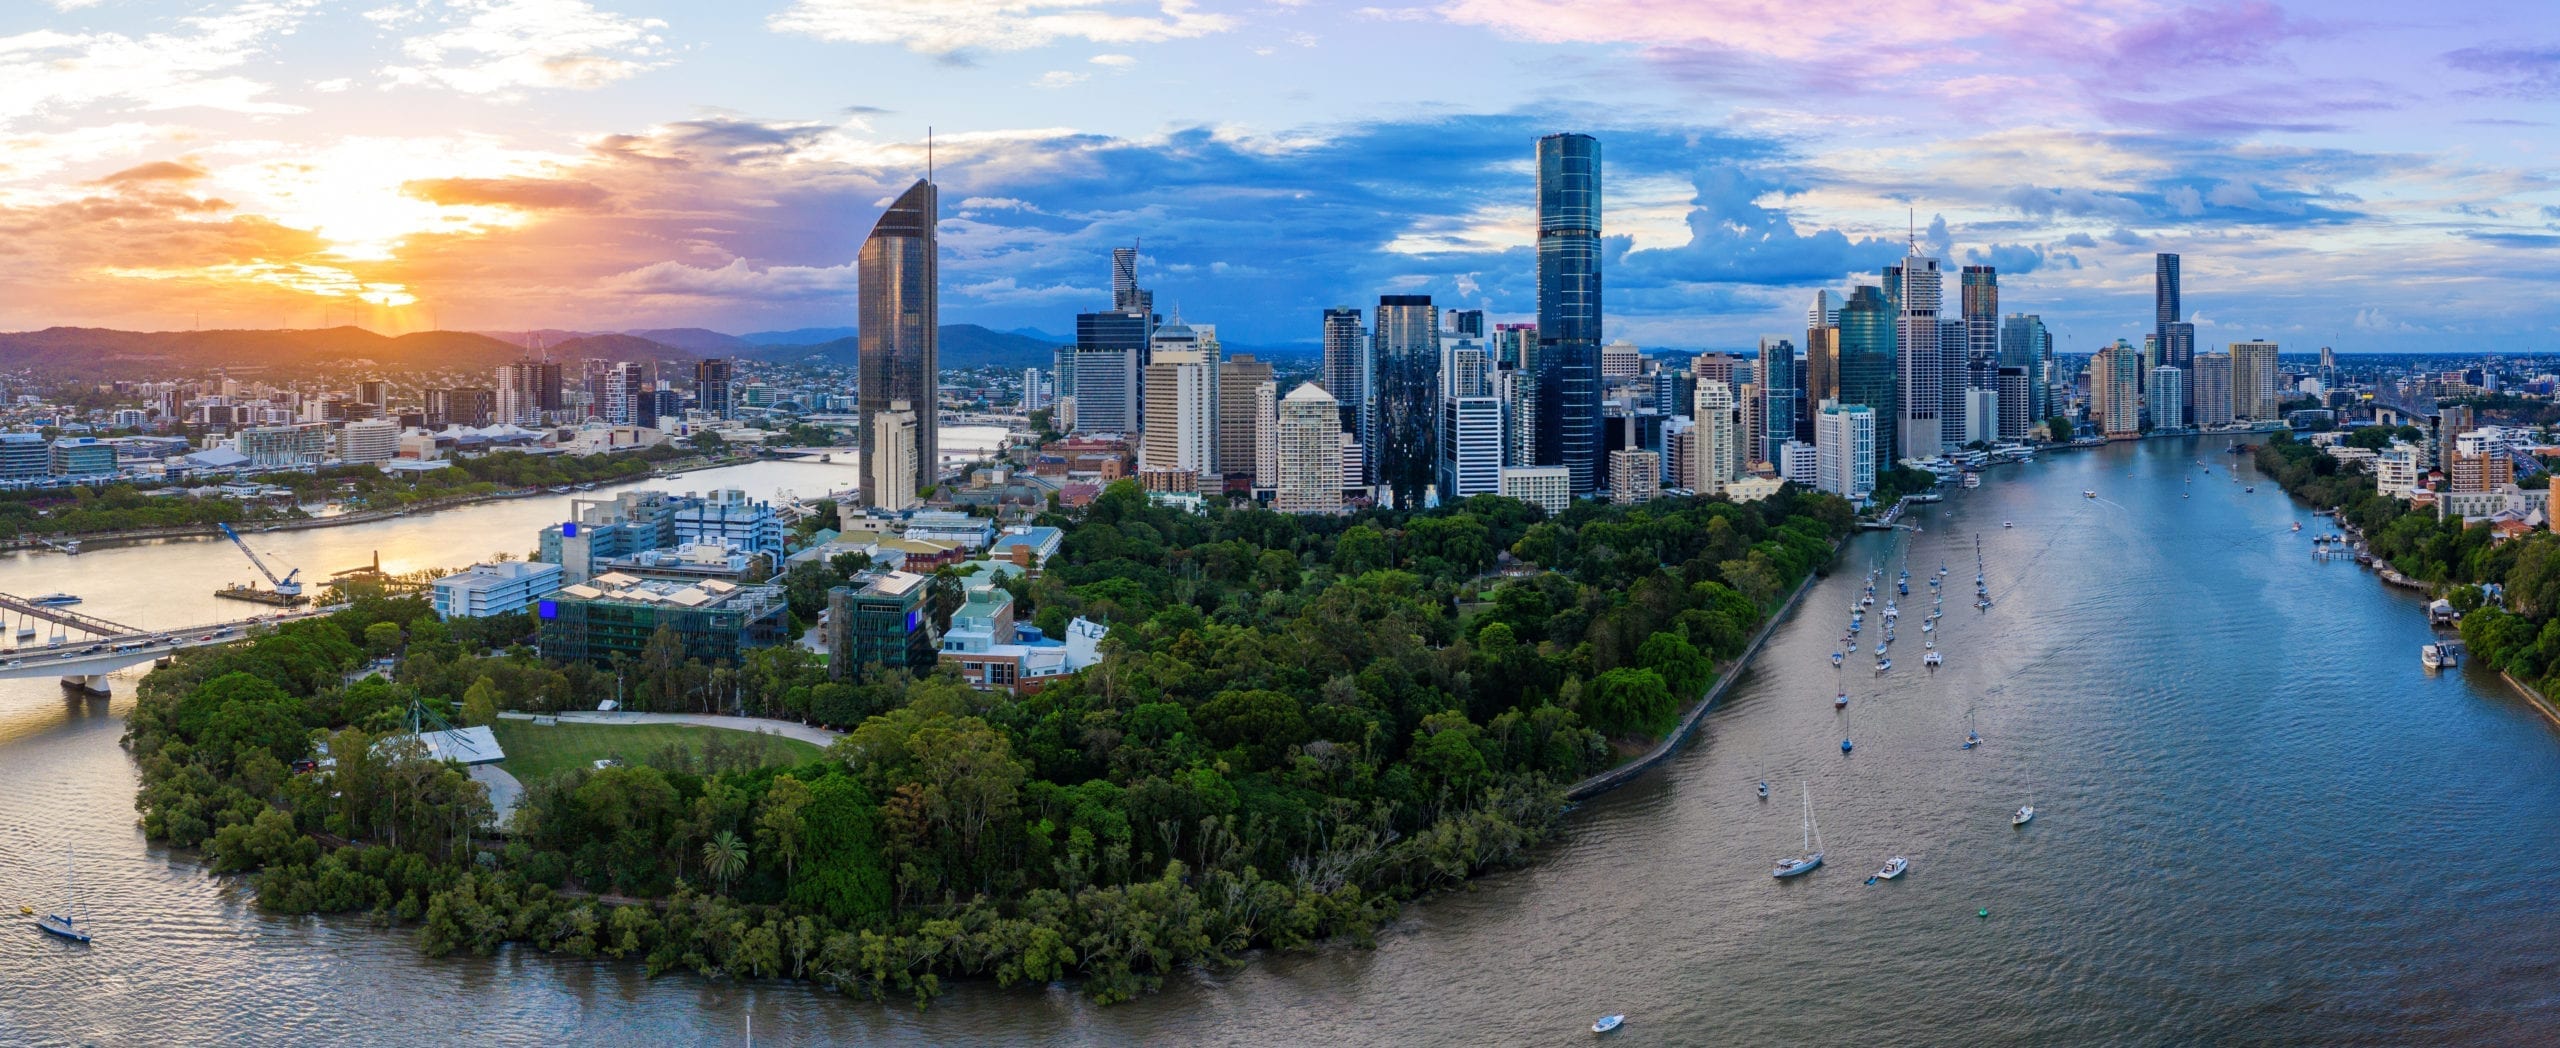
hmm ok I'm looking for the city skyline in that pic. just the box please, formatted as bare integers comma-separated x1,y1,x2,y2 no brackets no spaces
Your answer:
2,2,2556,353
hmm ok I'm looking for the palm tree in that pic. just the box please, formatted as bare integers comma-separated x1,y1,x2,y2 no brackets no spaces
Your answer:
702,830,750,894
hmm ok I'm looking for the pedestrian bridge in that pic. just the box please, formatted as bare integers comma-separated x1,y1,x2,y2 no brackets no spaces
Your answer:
0,590,312,689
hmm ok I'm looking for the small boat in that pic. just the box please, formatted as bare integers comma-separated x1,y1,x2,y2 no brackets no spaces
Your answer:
1841,736,1853,753
2003,521,2013,528
1921,621,1933,633
1830,652,1844,666
2422,644,2452,670
1875,856,1909,881
1876,657,1892,672
2291,522,2303,533
1757,781,1769,798
1773,783,1825,877
1924,651,1942,667
35,847,89,944
1836,692,1849,708
30,593,81,606
2013,804,2035,826
1964,730,1980,750
1593,1014,1625,1035
2245,486,2255,493
1876,641,1888,655
2082,490,2097,499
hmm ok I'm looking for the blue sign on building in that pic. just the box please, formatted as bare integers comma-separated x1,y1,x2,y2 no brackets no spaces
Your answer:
538,599,558,620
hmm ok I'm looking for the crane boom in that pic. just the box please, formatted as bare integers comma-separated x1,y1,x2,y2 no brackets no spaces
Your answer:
216,523,302,596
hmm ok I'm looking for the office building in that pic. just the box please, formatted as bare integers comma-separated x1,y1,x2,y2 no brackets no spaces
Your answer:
1536,132,1603,496
1110,244,1152,315
496,360,562,426
869,400,920,512
673,489,787,564
1886,252,1944,461
2149,366,2185,432
1778,440,1817,487
541,574,788,665
1491,322,1535,371
1963,387,1999,445
695,358,734,419
602,361,644,425
2232,340,2280,420
1372,294,1440,506
233,424,327,468
1999,314,2050,424
1939,318,1970,446
1960,266,1998,387
1836,285,1898,469
1693,380,1738,496
858,178,939,507
2193,352,2234,427
1142,323,1219,485
0,433,48,479
1815,403,1876,500
1601,340,1643,379
1997,367,2032,440
432,561,563,619
1218,354,1273,489
1320,307,1369,473
823,570,936,680
1610,449,1660,505
1439,395,1504,500
1804,309,1839,437
1499,465,1572,516
1275,383,1344,514
48,437,114,476
1759,336,1797,464
1070,311,1146,434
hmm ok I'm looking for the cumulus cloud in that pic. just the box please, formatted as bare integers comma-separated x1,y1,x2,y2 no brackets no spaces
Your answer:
94,160,210,185
402,176,611,210
0,0,318,122
768,0,1234,56
379,0,670,98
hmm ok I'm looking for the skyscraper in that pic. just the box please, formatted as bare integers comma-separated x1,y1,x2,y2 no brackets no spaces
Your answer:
2097,341,2142,438
1888,252,1943,461
1111,245,1151,316
2149,366,2185,432
1069,312,1145,434
1804,290,1839,432
2154,252,2182,358
1439,394,1503,500
857,179,938,507
603,361,643,425
2231,340,2280,421
1320,307,1368,473
1372,294,1440,507
1815,402,1875,501
1141,321,1218,485
1759,336,1796,464
869,400,920,512
1938,317,1969,446
1996,367,2031,440
1218,354,1273,489
2194,352,2235,427
1961,265,1998,387
1536,132,1603,496
1693,380,1738,496
1999,314,2050,424
1275,383,1343,514
695,358,734,419
1836,285,1898,477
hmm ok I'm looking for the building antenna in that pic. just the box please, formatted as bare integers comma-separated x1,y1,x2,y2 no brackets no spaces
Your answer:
927,126,933,183
1907,207,1916,253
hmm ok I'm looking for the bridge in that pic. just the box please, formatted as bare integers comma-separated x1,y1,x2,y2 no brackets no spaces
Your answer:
0,591,312,690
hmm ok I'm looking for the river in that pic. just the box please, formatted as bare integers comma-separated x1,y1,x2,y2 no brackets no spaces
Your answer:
7,437,2560,1045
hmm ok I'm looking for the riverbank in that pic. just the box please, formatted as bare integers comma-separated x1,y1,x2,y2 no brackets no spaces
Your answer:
1568,567,1823,800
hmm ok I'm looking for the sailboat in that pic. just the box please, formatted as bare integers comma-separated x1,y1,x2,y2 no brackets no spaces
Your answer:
36,848,90,943
2013,794,2036,826
1772,783,1825,877
1962,704,1981,749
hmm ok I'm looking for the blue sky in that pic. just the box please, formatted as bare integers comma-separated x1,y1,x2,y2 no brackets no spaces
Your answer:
2,0,2557,352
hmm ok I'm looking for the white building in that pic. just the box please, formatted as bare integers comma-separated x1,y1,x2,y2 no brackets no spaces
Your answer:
1499,465,1571,516
1600,340,1643,379
232,424,327,469
1778,440,1817,487
431,560,564,619
1252,379,1279,489
1963,387,1999,445
338,418,400,464
868,400,920,512
1141,342,1218,482
1693,380,1739,495
1815,402,1876,501
2148,366,2184,432
2377,444,2423,497
1438,395,1504,500
1274,383,1343,514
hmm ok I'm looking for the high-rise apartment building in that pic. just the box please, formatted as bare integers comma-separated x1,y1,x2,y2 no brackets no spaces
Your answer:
1372,294,1440,507
1693,380,1738,496
2097,341,2143,438
1759,336,1797,464
1321,307,1369,472
1836,285,1898,469
869,400,920,511
495,360,562,426
1252,379,1279,489
1610,449,1660,505
1275,383,1343,514
857,179,939,508
1815,402,1875,500
2154,252,2182,358
2194,352,2235,427
2232,340,2280,421
1535,132,1603,496
1141,324,1219,485
1439,395,1504,501
428,387,494,428
2149,366,2185,432
695,358,734,419
1804,295,1839,435
603,361,644,425
1996,366,2031,440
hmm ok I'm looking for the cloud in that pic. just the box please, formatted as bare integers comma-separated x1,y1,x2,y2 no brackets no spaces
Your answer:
0,0,319,122
1089,53,1136,67
94,160,209,185
1032,70,1088,89
2444,44,2560,99
769,0,1234,55
380,0,670,98
402,176,611,210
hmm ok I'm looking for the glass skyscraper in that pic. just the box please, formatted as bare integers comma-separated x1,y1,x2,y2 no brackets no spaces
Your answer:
1371,294,1440,506
1836,285,1898,478
1320,307,1368,477
2000,313,2051,424
857,178,937,508
1535,132,1602,496
1759,336,1796,465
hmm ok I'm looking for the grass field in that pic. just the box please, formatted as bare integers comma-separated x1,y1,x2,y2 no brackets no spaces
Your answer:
486,720,824,785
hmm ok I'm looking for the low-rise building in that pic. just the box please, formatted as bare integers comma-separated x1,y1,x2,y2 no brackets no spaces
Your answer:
48,437,115,477
537,572,789,664
827,570,938,681
432,560,564,619
1499,465,1571,516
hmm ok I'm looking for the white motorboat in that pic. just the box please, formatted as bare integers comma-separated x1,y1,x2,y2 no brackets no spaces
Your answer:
1835,692,1848,709
1593,1014,1625,1035
1874,856,1908,880
2012,804,2035,826
1923,651,1942,667
1772,783,1825,878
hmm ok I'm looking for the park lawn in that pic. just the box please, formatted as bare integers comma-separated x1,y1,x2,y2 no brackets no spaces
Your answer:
486,719,824,785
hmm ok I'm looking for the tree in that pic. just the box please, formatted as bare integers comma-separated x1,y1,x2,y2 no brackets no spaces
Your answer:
756,775,814,884
2345,426,2393,450
1582,667,1677,738
460,676,500,727
702,829,751,894
364,621,404,659
789,776,891,926
2045,415,2075,443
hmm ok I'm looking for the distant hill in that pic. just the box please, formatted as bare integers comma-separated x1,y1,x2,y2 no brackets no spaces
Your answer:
546,333,697,364
741,326,859,346
742,324,1062,370
0,326,535,373
626,328,752,354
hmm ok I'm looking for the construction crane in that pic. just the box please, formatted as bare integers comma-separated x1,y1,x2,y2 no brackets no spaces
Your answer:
214,523,306,605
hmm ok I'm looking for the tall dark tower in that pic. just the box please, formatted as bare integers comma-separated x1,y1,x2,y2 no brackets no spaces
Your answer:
2155,252,2192,421
1371,294,1440,507
1535,132,1602,496
858,179,938,507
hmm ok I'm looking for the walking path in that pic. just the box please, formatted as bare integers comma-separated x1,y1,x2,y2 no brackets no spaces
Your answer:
496,709,843,748
469,764,524,829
